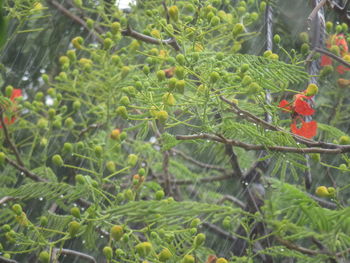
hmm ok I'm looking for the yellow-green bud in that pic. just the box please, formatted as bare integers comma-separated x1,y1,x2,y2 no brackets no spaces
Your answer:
155,190,165,200
121,66,130,79
176,54,186,65
106,161,116,173
315,186,330,197
182,255,195,263
94,145,103,157
273,34,281,44
68,221,80,237
52,154,64,167
157,70,166,81
116,106,128,119
305,83,318,96
135,242,153,257
12,204,23,216
103,246,113,259
38,251,50,263
64,117,75,129
158,248,172,262
155,110,169,122
162,93,176,106
5,85,13,97
326,21,333,33
110,225,124,241
127,154,138,167
111,22,121,34
70,207,81,218
194,233,206,248
0,152,6,166
216,258,228,263
169,6,179,21
190,218,201,228
232,23,244,36
210,72,220,83
339,135,350,145
175,80,185,93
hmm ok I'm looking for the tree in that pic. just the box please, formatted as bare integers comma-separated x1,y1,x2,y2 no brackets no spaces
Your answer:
0,0,350,262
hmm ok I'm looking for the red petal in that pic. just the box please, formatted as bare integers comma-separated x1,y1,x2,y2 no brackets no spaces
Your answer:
335,34,348,54
294,98,315,116
321,55,332,67
336,65,350,74
291,120,317,139
278,100,292,112
10,89,22,101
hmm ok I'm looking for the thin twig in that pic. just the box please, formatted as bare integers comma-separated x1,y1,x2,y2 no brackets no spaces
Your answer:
308,0,328,24
52,248,97,263
202,222,237,242
217,195,246,209
171,148,227,172
0,256,19,263
47,0,103,43
176,133,350,154
170,174,232,185
5,156,46,182
122,25,180,51
0,196,16,205
0,112,24,167
224,144,243,178
314,47,350,68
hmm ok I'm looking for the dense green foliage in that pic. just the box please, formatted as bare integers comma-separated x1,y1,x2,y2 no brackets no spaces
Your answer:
0,0,350,262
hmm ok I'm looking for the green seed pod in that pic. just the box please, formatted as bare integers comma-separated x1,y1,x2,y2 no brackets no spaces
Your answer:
260,1,266,12
120,96,130,106
110,225,124,241
247,82,262,94
158,248,172,262
232,23,244,36
299,32,309,43
67,50,76,61
124,189,134,201
37,118,48,129
339,163,348,171
273,34,281,44
73,0,82,7
70,207,81,219
176,54,186,65
156,110,169,122
40,216,48,226
339,135,350,145
111,22,121,34
210,16,220,26
68,221,80,237
127,154,138,167
116,106,128,119
210,72,220,83
12,204,23,216
162,92,176,106
143,65,150,75
326,21,333,33
116,192,124,202
155,190,165,200
106,161,116,173
168,6,179,21
250,12,259,21
42,74,50,84
52,154,64,167
115,248,125,257
182,255,195,263
135,242,153,257
241,75,252,86
64,117,75,129
0,152,6,166
216,258,228,263
119,131,127,141
103,246,113,260
189,228,197,235
94,146,103,158
62,143,73,155
301,43,310,55
157,70,166,81
3,253,11,259
175,80,185,93
342,23,348,33
190,218,201,228
2,224,11,232
175,66,185,79
240,63,249,73
73,100,81,111
168,77,177,90
194,233,206,248
336,24,343,33
121,66,130,79
310,153,321,162
75,174,85,185
38,251,50,263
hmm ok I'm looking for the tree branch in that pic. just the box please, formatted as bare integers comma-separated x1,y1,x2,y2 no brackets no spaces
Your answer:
122,25,180,51
53,248,97,263
176,133,350,154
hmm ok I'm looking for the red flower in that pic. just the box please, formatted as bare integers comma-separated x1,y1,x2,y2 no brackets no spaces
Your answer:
0,89,22,128
320,34,350,74
290,118,317,139
293,94,314,116
278,90,317,138
278,99,292,112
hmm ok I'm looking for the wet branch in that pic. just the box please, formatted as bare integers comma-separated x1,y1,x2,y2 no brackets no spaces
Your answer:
176,133,350,154
52,248,97,263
